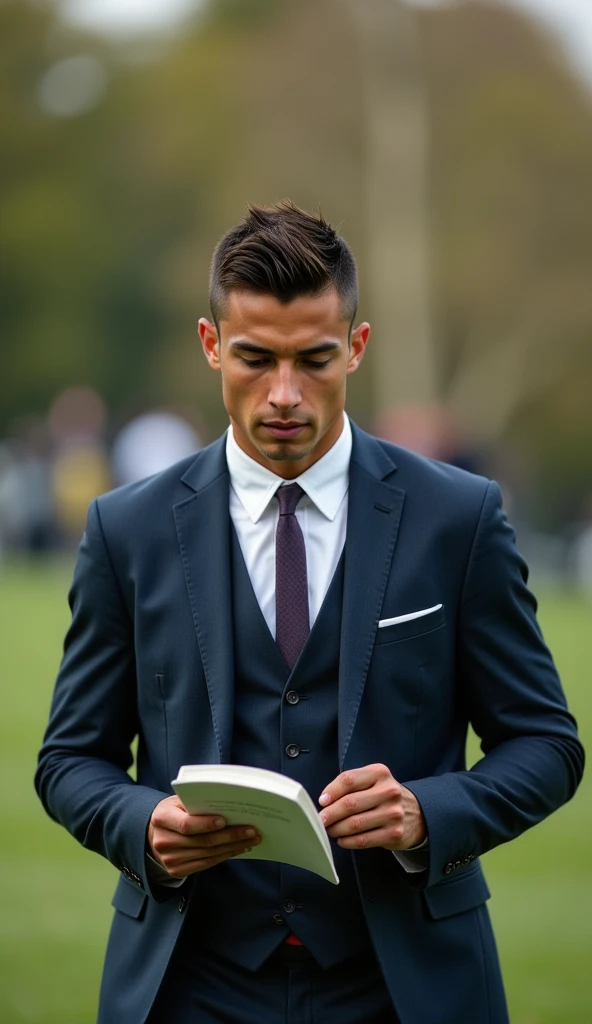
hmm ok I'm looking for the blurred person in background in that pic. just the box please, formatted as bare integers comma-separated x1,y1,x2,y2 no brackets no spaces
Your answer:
568,493,592,596
0,419,54,561
111,410,203,487
0,441,24,565
49,387,112,546
36,203,584,1024
52,442,112,544
374,402,483,476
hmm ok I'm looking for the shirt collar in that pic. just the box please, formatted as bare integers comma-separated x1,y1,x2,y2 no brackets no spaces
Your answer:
225,414,352,523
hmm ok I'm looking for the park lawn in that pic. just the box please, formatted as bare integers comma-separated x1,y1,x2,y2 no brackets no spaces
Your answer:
0,560,590,1024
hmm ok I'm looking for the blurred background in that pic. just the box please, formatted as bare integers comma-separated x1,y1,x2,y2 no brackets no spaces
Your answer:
0,1,590,1021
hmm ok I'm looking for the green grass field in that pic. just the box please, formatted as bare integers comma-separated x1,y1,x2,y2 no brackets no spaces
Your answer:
0,560,589,1023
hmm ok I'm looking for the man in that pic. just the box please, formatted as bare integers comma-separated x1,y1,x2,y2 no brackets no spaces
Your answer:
36,202,584,1024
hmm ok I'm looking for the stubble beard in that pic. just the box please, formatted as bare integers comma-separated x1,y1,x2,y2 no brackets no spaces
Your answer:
254,441,316,463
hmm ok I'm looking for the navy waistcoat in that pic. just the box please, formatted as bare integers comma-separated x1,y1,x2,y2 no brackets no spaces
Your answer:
182,526,372,971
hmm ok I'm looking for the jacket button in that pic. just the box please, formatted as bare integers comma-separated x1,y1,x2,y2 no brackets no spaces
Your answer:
285,744,300,758
178,896,187,913
286,690,300,705
444,863,453,875
273,913,284,925
282,899,296,914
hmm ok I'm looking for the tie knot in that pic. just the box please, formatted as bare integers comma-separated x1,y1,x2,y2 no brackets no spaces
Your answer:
276,483,305,516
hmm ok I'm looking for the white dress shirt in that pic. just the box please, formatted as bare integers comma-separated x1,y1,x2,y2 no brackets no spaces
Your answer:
225,414,351,638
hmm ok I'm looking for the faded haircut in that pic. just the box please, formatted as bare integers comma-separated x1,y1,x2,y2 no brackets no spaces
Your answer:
209,201,358,330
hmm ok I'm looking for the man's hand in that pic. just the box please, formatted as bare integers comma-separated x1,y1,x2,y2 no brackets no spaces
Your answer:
148,795,261,878
318,764,426,851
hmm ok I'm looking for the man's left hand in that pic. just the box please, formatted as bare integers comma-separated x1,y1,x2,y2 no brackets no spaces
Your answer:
319,764,426,851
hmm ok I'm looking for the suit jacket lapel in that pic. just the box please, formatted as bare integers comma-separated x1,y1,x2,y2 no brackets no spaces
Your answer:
338,426,405,768
173,436,234,763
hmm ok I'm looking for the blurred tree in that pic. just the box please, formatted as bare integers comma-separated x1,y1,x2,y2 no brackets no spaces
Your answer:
0,0,120,419
1,0,591,520
347,0,435,412
421,1,592,509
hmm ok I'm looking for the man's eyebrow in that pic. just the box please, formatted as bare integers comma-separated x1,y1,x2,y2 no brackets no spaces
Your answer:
229,340,341,355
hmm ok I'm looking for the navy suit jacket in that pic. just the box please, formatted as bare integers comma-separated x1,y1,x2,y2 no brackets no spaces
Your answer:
36,423,584,1024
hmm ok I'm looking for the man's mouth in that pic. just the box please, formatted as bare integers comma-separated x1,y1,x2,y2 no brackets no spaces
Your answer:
261,422,308,439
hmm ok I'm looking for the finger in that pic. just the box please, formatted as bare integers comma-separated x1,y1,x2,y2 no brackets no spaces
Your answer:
325,804,403,840
153,825,260,855
335,825,406,851
320,779,402,830
152,802,227,837
159,836,262,877
170,836,261,868
320,787,385,828
319,764,394,809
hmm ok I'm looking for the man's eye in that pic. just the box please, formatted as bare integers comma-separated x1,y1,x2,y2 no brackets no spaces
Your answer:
304,359,331,369
241,357,268,367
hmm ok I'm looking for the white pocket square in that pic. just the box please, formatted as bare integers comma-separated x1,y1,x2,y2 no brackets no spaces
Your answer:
378,603,443,628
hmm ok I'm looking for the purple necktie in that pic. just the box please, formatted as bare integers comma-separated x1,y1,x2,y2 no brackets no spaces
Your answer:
275,484,309,670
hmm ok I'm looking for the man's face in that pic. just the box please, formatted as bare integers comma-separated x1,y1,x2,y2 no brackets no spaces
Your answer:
199,288,369,478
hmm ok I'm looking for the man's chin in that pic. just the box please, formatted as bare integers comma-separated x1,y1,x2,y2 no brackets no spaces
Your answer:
254,441,315,463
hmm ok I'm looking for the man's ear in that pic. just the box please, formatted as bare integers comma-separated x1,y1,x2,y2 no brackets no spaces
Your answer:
198,318,221,371
347,321,370,375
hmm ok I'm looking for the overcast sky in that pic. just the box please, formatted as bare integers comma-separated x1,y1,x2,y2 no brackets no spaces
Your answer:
61,0,592,86
61,0,202,35
415,0,592,85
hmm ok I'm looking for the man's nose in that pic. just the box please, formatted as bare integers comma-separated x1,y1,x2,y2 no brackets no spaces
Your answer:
268,366,301,409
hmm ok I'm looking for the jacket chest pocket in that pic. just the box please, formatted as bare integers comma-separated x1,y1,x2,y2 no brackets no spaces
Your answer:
368,608,452,723
374,605,445,646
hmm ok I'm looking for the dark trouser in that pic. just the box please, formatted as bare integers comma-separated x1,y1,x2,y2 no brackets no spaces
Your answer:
147,943,398,1024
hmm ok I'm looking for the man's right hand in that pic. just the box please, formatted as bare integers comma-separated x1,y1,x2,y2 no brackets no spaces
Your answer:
148,795,261,878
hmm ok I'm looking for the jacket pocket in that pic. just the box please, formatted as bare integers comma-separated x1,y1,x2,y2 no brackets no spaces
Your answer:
374,605,445,646
423,864,490,920
112,875,148,920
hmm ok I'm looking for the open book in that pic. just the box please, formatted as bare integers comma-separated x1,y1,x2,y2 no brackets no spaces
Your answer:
172,764,339,885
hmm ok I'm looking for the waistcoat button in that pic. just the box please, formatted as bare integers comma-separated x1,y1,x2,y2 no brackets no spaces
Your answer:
286,690,300,705
282,899,296,914
285,744,300,758
273,913,284,925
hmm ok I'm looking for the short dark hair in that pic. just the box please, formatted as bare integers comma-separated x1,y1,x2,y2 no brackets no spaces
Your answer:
209,200,358,329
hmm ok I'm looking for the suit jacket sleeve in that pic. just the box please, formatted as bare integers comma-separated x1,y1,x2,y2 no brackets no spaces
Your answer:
35,499,169,898
404,481,584,888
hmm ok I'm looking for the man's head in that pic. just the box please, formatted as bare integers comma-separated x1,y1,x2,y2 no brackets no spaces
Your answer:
209,200,359,331
199,202,369,478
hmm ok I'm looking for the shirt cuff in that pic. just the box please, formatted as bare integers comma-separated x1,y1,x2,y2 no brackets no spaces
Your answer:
392,836,429,874
146,852,186,888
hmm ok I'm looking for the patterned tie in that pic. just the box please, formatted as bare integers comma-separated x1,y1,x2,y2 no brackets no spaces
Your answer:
275,483,309,670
